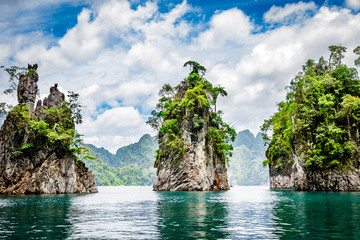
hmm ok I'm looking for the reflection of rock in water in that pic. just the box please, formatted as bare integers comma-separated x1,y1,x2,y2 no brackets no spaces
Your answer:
156,192,229,239
0,195,73,239
270,191,360,239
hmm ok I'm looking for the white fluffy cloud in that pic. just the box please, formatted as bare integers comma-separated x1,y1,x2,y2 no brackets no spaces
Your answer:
264,1,317,24
1,0,360,152
213,5,360,134
78,106,152,152
197,8,254,48
0,44,10,62
347,0,360,10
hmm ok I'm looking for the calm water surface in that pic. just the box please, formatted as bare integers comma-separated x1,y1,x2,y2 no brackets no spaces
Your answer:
0,186,360,239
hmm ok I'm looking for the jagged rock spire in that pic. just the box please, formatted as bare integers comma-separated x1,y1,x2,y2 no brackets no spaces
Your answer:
17,64,38,112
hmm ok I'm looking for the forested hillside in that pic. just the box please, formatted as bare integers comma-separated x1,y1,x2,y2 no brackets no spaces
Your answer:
87,134,157,168
85,130,268,186
83,134,157,186
228,130,268,185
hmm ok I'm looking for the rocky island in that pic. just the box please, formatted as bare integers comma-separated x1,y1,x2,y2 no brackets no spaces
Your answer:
0,64,97,194
262,45,360,191
147,61,236,191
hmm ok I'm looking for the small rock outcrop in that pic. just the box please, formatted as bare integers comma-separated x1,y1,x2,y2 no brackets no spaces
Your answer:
0,64,97,194
269,159,360,191
150,61,235,191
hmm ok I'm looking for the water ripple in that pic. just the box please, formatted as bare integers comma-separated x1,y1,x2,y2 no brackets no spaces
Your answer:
1,186,360,239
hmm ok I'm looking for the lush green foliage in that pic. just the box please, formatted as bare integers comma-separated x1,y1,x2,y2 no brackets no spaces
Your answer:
0,65,87,160
262,46,360,171
147,61,236,166
7,104,79,158
0,66,82,124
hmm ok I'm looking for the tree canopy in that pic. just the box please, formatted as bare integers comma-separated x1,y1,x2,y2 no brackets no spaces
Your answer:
262,45,360,171
147,61,236,166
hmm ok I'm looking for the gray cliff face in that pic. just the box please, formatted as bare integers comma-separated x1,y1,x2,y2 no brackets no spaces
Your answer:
153,80,229,191
0,64,97,195
270,164,360,191
0,146,97,194
153,125,229,191
294,169,360,191
269,162,294,189
269,153,360,191
43,83,65,108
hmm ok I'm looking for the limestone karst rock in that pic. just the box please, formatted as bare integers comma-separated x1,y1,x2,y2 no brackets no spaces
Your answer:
269,154,360,191
263,47,360,191
43,83,65,108
150,62,235,191
0,64,97,194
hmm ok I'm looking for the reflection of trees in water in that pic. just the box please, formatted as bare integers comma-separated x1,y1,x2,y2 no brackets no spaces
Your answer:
156,192,229,239
271,191,360,239
0,194,74,239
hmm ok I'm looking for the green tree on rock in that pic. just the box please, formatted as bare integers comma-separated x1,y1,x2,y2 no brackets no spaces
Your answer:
147,61,236,168
262,45,360,171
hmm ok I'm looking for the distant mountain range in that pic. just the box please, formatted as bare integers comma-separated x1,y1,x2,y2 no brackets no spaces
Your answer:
87,134,157,168
228,130,268,186
84,134,157,186
83,130,268,186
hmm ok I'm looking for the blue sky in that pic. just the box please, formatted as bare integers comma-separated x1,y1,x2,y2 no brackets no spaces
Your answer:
1,0,360,152
0,0,349,38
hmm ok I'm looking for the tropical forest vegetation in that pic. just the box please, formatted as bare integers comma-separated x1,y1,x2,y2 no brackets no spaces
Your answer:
147,61,236,167
262,45,360,171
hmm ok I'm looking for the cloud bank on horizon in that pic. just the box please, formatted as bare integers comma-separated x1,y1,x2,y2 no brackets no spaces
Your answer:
1,0,360,153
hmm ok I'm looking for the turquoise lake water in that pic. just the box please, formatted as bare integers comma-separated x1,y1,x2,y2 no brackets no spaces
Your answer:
0,186,360,239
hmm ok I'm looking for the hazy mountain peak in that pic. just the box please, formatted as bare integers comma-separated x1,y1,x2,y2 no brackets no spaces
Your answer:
233,129,265,152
